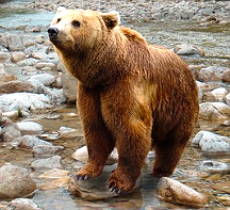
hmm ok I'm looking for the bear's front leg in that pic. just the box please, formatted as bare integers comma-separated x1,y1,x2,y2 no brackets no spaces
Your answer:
75,84,115,180
101,81,152,193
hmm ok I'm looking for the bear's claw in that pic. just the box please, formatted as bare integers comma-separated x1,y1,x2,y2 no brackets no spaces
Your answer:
108,182,121,194
73,174,89,181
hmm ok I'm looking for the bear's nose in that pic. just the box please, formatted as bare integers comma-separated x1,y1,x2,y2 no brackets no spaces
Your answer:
48,27,59,39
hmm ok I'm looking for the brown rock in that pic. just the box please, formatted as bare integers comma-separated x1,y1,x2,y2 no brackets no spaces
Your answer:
0,80,34,94
211,181,230,194
11,52,26,63
0,73,17,83
157,177,208,208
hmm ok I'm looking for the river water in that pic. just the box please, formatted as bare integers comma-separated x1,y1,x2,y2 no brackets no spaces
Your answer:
0,1,230,209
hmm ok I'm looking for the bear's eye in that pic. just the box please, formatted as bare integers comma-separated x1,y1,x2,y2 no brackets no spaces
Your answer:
57,18,61,23
72,20,81,28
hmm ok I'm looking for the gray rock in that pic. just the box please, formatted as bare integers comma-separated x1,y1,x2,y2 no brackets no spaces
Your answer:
192,130,230,156
157,177,208,208
0,34,24,51
29,73,56,86
17,121,43,135
199,102,230,121
174,44,205,56
0,93,51,112
33,145,64,157
225,93,230,106
197,66,230,82
17,58,38,67
35,62,56,71
8,198,41,210
61,70,77,103
0,164,36,199
2,120,21,142
198,160,230,174
17,135,52,148
31,155,62,170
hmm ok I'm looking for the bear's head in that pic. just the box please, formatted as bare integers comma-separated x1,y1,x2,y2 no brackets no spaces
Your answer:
48,7,120,55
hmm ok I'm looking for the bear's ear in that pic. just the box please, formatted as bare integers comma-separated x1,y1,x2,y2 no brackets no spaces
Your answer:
101,11,120,29
57,7,66,14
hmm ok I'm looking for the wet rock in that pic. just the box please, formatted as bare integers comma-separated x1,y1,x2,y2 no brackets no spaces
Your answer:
39,169,69,179
198,160,230,174
17,135,52,148
2,120,21,142
11,51,26,63
0,93,51,112
0,73,17,83
33,145,64,157
197,66,230,82
68,165,118,201
61,70,77,103
192,130,230,156
199,102,230,121
72,146,118,165
0,34,24,51
217,195,230,206
0,164,36,199
29,73,56,86
174,44,205,56
31,155,62,170
225,93,230,106
35,62,56,71
8,198,41,210
204,87,228,102
157,177,208,208
17,121,43,135
58,126,81,139
0,52,11,63
2,110,20,119
0,81,34,94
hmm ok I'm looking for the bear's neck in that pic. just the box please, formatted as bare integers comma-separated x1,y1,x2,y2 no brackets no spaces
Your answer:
59,33,128,88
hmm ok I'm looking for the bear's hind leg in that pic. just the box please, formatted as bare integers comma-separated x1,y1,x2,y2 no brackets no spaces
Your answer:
153,127,192,177
75,84,115,180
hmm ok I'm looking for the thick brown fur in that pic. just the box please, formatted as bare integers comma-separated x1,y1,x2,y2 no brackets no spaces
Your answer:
49,9,199,193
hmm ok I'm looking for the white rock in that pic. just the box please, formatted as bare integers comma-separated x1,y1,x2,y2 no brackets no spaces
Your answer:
0,93,51,112
0,63,5,74
210,88,228,101
2,111,20,119
17,121,43,135
174,44,204,56
0,164,36,199
0,52,10,63
31,156,62,170
199,102,229,121
198,160,230,174
11,51,26,63
29,73,56,86
35,62,56,70
17,135,52,148
58,126,81,139
72,146,118,165
33,145,64,157
157,177,208,207
192,131,230,156
9,198,41,210
225,93,230,106
2,122,21,142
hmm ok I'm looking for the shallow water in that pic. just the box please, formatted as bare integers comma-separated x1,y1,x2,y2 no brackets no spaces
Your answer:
0,2,230,209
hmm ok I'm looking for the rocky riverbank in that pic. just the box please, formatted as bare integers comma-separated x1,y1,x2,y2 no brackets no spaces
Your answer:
0,0,230,209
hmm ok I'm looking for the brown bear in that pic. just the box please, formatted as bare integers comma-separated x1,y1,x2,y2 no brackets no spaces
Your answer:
48,7,199,194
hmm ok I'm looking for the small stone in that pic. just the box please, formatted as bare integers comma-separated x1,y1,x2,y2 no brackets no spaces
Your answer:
17,121,43,135
225,93,230,106
17,135,52,148
192,131,230,156
0,164,36,199
157,177,208,208
0,73,17,83
31,155,62,170
39,177,70,191
29,73,56,86
8,198,41,210
33,145,64,157
58,126,82,139
174,44,205,56
222,69,230,82
11,52,26,63
2,111,20,120
2,121,21,142
72,146,118,165
211,181,230,194
210,87,228,102
35,62,56,70
198,160,230,174
217,195,230,206
39,169,69,179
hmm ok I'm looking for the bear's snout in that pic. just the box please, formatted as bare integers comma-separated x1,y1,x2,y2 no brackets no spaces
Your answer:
48,27,59,40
